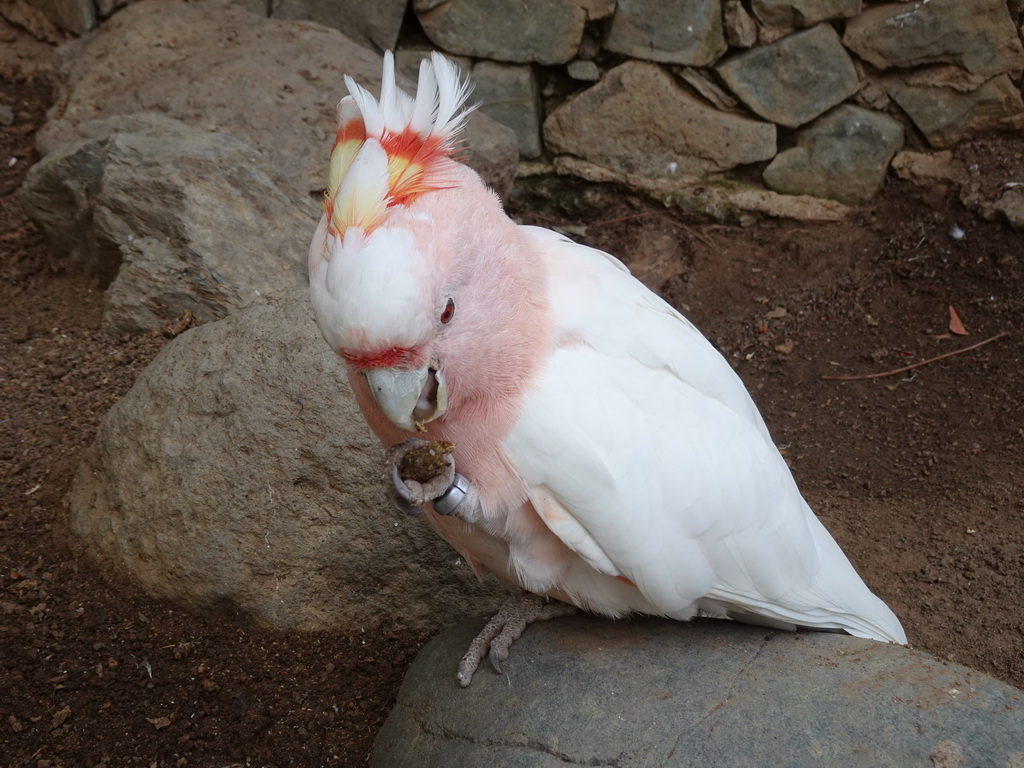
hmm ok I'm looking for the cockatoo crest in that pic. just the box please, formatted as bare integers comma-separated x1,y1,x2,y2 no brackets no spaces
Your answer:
323,51,474,246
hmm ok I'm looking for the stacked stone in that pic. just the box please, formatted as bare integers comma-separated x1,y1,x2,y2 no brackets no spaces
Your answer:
21,0,1024,204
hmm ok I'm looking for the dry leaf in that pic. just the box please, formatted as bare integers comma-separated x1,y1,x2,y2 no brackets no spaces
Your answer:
774,340,795,355
948,305,968,336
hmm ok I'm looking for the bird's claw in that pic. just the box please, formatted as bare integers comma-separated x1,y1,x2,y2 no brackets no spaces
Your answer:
456,594,577,687
383,438,456,514
487,646,506,675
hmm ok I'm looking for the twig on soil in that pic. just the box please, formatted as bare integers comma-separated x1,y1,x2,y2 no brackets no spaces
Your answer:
674,222,717,250
821,332,1009,381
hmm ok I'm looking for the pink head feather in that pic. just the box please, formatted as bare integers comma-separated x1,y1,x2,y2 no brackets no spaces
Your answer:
309,52,554,522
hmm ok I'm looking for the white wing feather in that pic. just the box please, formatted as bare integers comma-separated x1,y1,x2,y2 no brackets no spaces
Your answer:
504,227,906,644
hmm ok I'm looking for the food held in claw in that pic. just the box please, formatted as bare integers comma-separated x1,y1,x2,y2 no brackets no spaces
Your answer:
398,439,455,484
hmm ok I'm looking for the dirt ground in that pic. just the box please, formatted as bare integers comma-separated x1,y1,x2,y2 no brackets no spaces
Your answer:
2,67,1022,766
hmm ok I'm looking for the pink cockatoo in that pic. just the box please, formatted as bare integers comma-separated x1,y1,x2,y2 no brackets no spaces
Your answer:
308,52,906,686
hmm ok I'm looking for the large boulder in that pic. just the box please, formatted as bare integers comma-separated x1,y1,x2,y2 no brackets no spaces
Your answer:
751,0,861,28
273,0,408,53
20,113,314,334
373,614,1024,767
36,0,518,197
68,288,514,633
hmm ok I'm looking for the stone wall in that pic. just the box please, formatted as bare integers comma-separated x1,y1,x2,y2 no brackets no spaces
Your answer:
18,0,1024,205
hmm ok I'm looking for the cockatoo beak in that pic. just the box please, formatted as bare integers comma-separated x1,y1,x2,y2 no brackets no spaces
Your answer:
364,364,448,433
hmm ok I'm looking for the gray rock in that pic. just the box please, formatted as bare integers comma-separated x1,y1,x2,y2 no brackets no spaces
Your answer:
751,0,861,27
717,23,859,127
20,113,314,334
763,104,904,204
36,0,518,197
461,114,521,198
471,61,542,159
68,288,515,632
990,186,1024,229
757,23,797,45
415,0,586,65
393,48,474,83
566,59,601,81
23,0,95,34
604,0,727,66
724,0,757,48
890,149,959,187
843,0,1024,78
676,66,741,112
882,73,1024,148
272,0,406,52
897,64,990,93
373,614,1024,768
544,61,776,179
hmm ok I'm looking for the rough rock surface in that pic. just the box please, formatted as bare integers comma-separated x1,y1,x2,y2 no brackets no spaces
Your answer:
752,0,861,27
20,113,314,334
373,615,1024,767
25,0,96,34
763,105,904,204
604,0,727,66
36,0,518,197
723,0,757,48
471,61,542,159
415,0,587,65
717,23,859,127
883,73,1024,148
273,0,407,52
843,0,1024,78
68,287,514,632
544,61,776,179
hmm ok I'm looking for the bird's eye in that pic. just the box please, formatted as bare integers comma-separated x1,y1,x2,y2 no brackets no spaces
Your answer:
440,298,456,325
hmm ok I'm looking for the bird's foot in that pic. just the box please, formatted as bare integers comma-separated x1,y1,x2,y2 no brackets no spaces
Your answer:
382,438,456,514
457,593,577,687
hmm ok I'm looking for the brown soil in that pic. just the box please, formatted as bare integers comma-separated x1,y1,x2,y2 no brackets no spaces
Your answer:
3,71,1022,767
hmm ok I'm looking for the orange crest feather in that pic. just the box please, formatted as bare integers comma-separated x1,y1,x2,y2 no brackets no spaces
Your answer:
323,51,475,245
